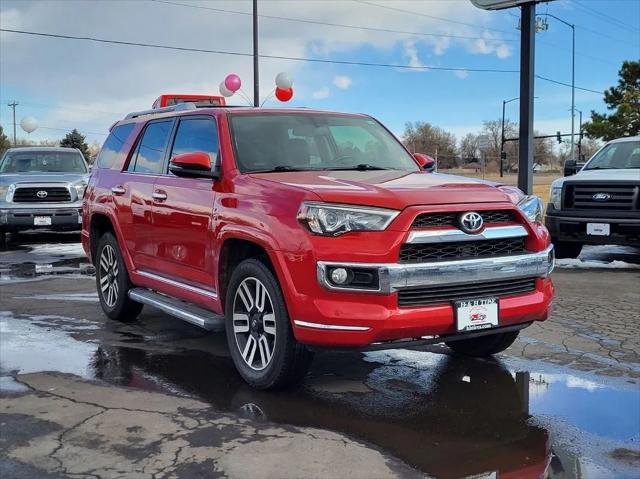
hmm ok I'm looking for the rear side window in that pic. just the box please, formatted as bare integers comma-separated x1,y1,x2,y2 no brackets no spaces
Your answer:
96,123,135,169
170,118,219,168
129,120,173,174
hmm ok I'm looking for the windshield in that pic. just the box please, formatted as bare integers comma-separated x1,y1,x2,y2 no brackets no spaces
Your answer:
0,150,87,174
229,113,419,173
584,140,640,170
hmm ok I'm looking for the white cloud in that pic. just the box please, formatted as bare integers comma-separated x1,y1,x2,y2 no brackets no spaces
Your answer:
454,69,469,79
311,86,330,100
403,40,425,69
333,75,352,90
469,31,513,58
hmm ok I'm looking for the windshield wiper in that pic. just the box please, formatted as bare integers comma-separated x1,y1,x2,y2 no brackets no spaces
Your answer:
250,165,321,173
585,166,614,170
326,164,393,171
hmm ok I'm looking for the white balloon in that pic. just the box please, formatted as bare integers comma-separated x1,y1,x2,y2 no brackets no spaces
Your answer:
20,116,38,134
219,81,234,98
275,72,293,90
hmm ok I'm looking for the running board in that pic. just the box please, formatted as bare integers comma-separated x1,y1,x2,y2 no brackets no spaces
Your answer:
128,288,225,331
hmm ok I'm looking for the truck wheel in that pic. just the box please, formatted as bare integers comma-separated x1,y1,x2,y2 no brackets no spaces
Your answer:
446,331,519,357
96,232,143,322
553,240,582,259
225,258,313,389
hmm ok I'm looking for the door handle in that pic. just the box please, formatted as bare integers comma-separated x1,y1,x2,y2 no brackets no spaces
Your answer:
152,190,168,201
111,186,126,195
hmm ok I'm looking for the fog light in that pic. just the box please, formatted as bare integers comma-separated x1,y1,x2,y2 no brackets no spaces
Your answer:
331,267,349,284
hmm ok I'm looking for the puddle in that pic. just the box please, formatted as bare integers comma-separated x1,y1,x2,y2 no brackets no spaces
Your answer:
1,310,639,477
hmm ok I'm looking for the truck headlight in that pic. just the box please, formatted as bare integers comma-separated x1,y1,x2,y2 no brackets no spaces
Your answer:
517,195,544,223
74,183,87,200
549,187,562,210
297,202,399,236
4,184,15,202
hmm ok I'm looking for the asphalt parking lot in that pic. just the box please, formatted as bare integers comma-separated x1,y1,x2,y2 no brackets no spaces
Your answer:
1,232,639,478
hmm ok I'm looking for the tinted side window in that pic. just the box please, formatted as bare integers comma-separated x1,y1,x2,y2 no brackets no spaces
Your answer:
96,123,135,169
131,120,173,174
170,118,219,168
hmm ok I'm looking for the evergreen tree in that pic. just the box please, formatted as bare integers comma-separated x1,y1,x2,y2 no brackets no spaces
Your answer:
583,61,640,140
60,129,90,161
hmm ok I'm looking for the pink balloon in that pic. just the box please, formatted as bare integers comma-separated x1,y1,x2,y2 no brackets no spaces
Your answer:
224,74,241,92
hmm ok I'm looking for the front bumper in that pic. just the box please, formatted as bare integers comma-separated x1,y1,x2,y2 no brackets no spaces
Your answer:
546,212,640,246
0,207,83,231
287,247,555,348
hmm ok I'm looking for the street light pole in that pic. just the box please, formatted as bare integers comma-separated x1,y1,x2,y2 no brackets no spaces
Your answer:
252,0,259,107
537,13,575,160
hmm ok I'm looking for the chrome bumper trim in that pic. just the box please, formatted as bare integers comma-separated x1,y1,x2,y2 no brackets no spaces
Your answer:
406,225,528,244
294,320,371,332
317,245,554,294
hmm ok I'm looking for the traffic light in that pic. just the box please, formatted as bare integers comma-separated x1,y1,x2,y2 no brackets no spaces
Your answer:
556,131,562,143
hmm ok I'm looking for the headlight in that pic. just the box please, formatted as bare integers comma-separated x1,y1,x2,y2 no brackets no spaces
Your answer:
549,187,562,210
4,184,15,202
517,195,544,223
297,202,399,236
74,183,87,200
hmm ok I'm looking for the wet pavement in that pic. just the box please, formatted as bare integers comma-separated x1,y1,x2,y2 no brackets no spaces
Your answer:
1,232,640,478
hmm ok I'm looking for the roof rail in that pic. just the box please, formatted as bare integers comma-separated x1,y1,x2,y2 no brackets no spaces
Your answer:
124,102,197,120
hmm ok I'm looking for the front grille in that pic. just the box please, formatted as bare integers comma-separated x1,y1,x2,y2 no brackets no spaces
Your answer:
13,187,71,203
412,210,514,228
398,277,537,307
564,183,639,211
399,238,526,263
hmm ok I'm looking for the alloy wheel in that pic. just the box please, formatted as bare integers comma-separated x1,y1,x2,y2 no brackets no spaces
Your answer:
99,244,119,307
232,277,277,371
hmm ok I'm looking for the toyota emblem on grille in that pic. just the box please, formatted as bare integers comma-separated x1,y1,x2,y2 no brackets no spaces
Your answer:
36,190,48,199
592,193,610,202
458,211,483,234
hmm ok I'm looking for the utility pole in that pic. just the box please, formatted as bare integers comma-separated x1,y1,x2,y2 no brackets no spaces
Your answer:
252,0,259,107
518,2,536,194
7,100,18,145
576,109,583,161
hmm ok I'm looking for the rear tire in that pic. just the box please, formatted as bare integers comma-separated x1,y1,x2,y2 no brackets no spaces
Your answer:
553,239,582,259
446,331,519,357
225,258,313,389
96,232,143,322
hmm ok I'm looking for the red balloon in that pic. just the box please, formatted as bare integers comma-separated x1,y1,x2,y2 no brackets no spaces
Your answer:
275,87,293,102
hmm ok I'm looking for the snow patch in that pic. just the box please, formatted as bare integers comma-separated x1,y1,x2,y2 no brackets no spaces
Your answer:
555,259,640,270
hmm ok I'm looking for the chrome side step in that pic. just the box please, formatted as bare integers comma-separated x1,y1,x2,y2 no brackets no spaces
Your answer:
128,288,225,331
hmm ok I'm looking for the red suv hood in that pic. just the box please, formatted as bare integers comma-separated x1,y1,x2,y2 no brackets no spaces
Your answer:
250,170,511,209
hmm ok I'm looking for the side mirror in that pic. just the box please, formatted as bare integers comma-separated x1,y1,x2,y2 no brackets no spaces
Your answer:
169,151,219,179
563,159,578,177
414,153,436,172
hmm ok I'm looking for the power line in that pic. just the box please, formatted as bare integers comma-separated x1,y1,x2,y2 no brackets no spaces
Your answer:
0,28,605,94
37,126,107,136
151,0,518,43
354,0,519,37
0,99,120,116
570,0,639,33
0,28,517,73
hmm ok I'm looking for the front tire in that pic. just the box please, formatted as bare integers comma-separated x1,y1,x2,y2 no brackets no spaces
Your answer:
96,232,143,322
553,239,582,259
446,331,519,357
225,258,313,389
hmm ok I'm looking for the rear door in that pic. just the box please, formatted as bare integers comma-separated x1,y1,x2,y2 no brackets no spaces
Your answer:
150,115,219,293
115,119,175,272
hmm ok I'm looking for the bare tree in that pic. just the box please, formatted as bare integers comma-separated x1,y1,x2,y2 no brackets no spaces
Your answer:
403,122,458,168
459,133,480,162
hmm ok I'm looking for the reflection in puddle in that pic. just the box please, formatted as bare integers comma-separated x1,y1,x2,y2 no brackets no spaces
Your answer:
1,311,639,477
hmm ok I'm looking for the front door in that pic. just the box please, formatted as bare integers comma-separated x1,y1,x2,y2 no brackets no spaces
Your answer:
151,116,219,293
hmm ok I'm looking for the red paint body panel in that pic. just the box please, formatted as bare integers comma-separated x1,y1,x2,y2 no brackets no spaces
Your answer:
83,107,554,348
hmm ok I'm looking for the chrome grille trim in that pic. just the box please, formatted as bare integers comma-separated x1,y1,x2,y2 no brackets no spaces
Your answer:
406,225,528,244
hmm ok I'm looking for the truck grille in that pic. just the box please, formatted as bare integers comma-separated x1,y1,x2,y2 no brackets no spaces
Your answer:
13,187,71,203
399,238,527,263
412,210,514,228
563,183,640,211
398,277,537,307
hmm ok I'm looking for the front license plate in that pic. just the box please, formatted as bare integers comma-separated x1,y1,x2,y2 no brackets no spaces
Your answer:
34,216,52,226
587,223,610,236
455,298,499,332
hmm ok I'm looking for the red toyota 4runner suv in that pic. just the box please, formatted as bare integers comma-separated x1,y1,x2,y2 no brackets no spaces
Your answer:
82,101,555,389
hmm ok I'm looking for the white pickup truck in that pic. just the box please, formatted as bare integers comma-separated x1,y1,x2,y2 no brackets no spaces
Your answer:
545,136,640,258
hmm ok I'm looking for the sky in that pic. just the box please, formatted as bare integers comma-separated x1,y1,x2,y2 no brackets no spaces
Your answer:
0,0,638,148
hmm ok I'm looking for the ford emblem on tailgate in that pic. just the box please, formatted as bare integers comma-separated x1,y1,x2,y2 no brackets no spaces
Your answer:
592,193,610,202
36,190,48,199
458,211,484,234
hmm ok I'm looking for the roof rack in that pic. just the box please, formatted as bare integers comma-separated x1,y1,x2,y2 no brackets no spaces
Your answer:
124,102,197,120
